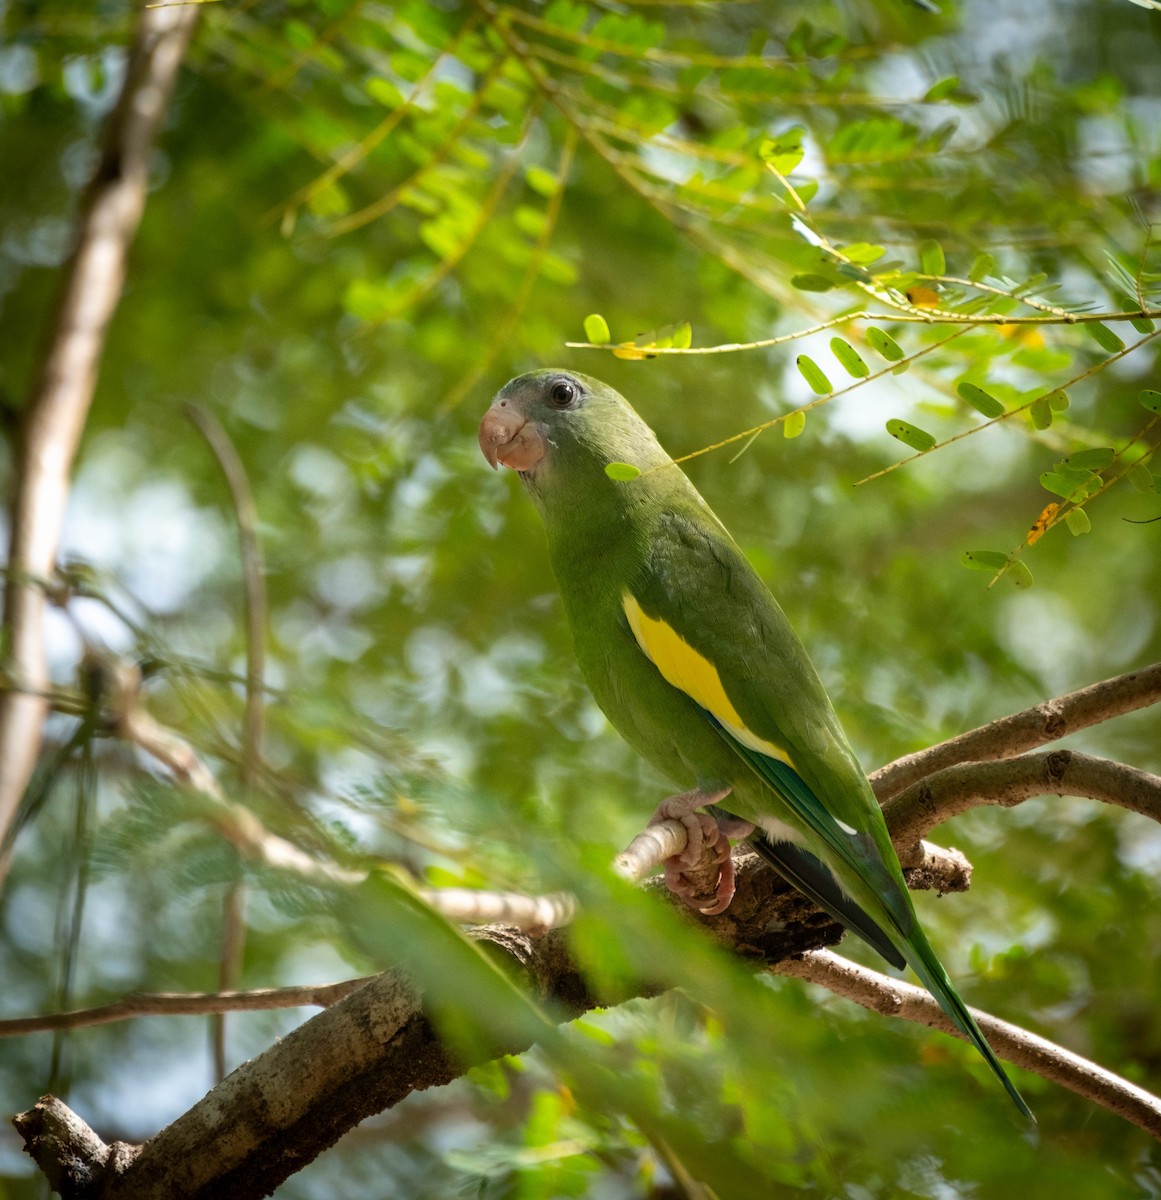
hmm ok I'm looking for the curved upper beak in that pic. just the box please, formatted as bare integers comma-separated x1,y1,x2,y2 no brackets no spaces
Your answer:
478,401,547,473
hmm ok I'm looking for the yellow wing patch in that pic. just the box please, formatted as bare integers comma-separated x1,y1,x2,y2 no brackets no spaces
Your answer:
622,591,794,766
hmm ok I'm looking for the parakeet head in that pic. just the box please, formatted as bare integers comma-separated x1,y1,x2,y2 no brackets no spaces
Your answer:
478,370,672,498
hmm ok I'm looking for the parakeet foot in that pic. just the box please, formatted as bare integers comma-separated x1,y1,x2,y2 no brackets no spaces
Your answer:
650,787,745,914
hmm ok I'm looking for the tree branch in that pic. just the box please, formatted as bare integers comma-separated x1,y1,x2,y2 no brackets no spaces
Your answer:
883,749,1161,852
774,949,1161,1139
0,1,198,868
870,662,1161,802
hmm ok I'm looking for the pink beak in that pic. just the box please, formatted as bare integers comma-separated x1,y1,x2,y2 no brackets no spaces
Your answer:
478,401,547,472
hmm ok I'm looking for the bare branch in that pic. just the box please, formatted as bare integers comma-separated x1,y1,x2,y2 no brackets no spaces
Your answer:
774,949,1161,1139
883,749,1161,852
871,662,1161,802
0,3,198,862
0,979,374,1038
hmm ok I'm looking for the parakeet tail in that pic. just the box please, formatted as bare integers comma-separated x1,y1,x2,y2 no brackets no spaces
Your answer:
900,927,1034,1121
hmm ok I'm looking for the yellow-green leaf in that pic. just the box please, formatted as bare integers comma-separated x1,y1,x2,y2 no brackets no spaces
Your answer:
968,253,994,281
956,381,1004,417
583,313,610,345
524,165,559,197
1128,463,1156,493
866,327,905,362
886,419,935,451
784,410,806,439
828,338,868,378
605,462,641,481
839,242,885,265
961,549,1009,571
791,274,836,292
1065,508,1091,536
919,239,946,276
1047,389,1070,411
796,355,832,395
671,321,692,349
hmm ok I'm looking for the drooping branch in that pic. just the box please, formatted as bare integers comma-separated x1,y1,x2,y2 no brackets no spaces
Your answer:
774,949,1161,1139
15,855,1161,1199
0,1,199,865
870,662,1161,802
883,749,1161,852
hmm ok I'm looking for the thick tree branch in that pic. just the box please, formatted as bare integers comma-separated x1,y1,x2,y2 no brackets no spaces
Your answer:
774,949,1161,1139
15,857,1161,1198
883,749,1161,852
870,661,1161,802
0,2,198,863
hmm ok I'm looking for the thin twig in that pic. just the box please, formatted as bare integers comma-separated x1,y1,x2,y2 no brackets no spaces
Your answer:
0,0,198,881
774,949,1161,1139
870,662,1161,801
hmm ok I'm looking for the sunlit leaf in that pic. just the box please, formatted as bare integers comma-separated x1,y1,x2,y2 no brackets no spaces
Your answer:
919,239,946,276
886,419,935,451
524,165,560,197
784,410,806,438
968,253,994,281
839,242,886,265
583,314,611,345
796,355,831,394
866,327,904,361
830,338,869,378
605,462,641,480
759,128,805,175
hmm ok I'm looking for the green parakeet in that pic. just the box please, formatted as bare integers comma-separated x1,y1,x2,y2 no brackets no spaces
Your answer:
479,368,1031,1118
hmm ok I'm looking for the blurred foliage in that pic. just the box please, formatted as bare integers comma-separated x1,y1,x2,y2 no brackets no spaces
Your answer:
1,0,1160,1196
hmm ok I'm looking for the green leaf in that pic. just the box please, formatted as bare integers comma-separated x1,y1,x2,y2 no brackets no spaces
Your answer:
1029,396,1053,430
1040,469,1099,499
671,321,692,349
830,338,869,378
1065,508,1092,536
886,419,935,451
866,327,905,362
1047,389,1071,411
784,410,807,439
923,76,962,103
759,128,805,175
956,381,1004,417
839,242,886,265
1062,447,1115,471
605,462,641,481
1128,463,1156,493
791,274,836,292
1085,321,1125,353
919,239,946,276
796,355,832,394
1140,389,1161,414
968,253,994,282
524,165,559,197
961,550,1010,571
1009,561,1034,589
583,313,610,345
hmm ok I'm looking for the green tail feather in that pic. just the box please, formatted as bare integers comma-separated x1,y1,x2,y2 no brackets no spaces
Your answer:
901,927,1034,1121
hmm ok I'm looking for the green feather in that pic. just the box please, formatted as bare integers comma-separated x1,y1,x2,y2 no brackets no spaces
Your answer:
488,369,1031,1119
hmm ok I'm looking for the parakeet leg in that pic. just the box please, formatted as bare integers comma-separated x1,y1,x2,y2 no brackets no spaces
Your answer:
650,787,751,914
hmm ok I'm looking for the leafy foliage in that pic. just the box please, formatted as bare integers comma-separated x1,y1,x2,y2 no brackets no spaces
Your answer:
0,0,1160,1197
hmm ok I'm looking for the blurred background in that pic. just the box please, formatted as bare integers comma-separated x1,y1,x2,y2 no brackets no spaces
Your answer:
1,0,1160,1195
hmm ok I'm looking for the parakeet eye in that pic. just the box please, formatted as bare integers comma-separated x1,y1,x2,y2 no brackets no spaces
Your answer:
549,379,578,408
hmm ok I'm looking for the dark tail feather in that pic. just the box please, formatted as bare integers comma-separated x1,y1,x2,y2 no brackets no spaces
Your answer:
902,927,1034,1121
747,834,906,970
